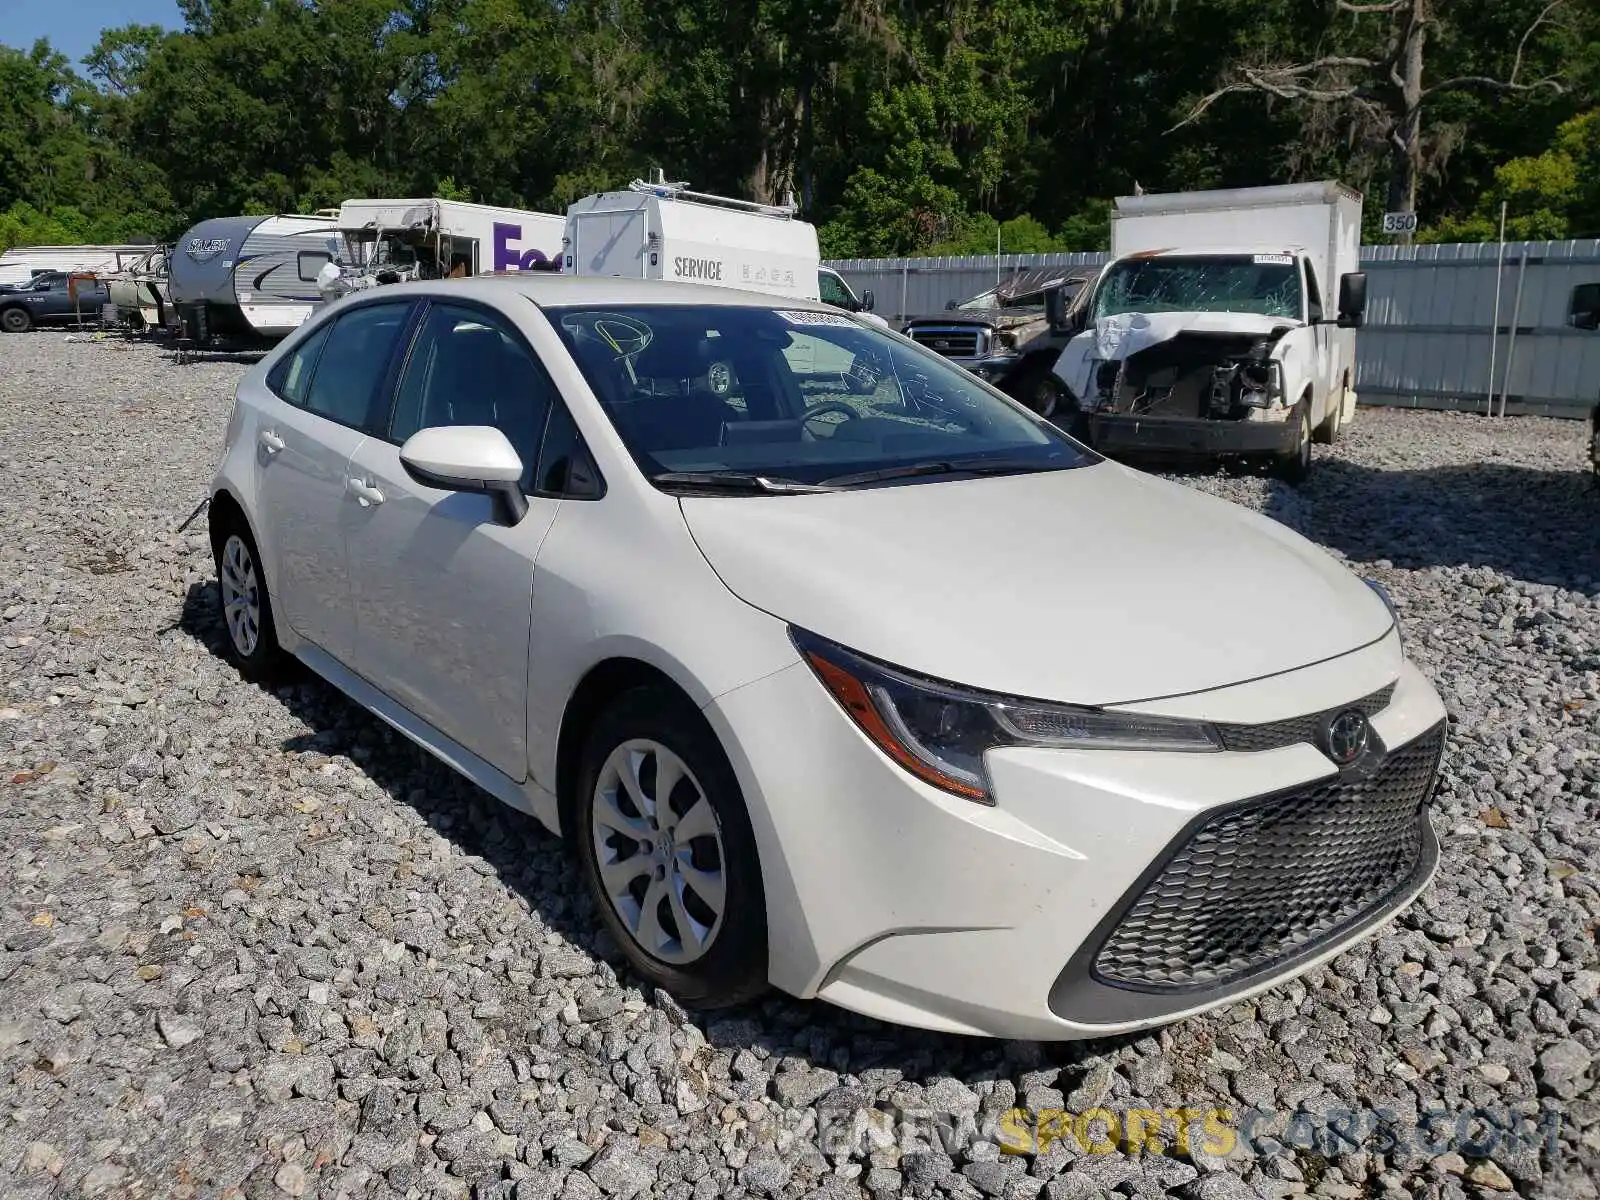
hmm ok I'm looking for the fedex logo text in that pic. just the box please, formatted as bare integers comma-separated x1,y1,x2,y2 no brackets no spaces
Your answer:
492,222,557,272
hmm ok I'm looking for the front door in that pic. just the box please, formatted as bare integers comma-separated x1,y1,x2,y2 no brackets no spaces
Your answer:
344,300,561,781
255,302,415,663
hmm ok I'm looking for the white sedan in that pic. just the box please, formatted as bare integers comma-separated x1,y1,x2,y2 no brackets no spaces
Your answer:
208,275,1447,1040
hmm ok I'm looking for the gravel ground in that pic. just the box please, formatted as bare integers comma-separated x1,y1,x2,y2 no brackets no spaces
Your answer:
0,332,1596,1200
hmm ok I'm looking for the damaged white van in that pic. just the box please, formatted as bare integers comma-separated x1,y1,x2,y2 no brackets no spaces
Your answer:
1050,182,1368,481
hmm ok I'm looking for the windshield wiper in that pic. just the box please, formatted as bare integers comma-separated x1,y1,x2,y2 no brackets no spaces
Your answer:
649,471,839,495
820,458,1063,488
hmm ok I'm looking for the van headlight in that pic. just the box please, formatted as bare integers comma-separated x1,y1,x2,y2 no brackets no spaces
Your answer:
792,629,1222,805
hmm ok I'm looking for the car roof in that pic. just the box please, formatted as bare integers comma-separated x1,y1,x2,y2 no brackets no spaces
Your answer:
341,274,841,312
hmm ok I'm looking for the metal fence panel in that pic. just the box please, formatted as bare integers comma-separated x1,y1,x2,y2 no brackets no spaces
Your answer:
828,240,1600,418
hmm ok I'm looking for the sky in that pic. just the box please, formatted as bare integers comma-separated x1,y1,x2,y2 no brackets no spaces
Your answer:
0,0,181,68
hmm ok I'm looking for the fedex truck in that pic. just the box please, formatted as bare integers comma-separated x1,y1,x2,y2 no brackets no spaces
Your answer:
319,198,566,300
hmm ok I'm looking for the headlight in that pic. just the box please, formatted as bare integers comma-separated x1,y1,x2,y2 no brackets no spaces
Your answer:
791,629,1223,805
1365,579,1404,651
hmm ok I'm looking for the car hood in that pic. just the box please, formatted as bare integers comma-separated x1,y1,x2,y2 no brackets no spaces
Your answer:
1083,311,1300,363
680,463,1392,705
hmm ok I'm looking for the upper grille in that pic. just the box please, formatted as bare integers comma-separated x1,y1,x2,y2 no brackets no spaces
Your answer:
1092,722,1446,992
1215,684,1396,755
909,327,984,358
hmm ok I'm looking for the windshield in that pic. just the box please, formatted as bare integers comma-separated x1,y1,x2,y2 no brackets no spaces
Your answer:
544,303,1096,488
1091,255,1303,322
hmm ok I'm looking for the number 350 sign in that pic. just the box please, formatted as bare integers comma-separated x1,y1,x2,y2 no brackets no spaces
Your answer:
1382,211,1419,235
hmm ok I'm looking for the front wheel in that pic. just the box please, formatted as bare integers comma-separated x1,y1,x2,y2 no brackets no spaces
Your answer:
1273,404,1313,484
1008,367,1062,419
1,307,31,334
576,688,768,1008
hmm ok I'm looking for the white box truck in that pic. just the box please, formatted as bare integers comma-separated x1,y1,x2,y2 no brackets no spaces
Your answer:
563,178,885,324
1049,182,1368,480
319,197,566,300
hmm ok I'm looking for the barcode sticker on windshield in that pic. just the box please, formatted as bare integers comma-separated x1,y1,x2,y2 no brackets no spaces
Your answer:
775,309,856,327
1253,254,1295,265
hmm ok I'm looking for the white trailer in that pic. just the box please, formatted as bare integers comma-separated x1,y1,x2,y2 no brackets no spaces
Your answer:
0,244,156,288
1051,182,1367,481
321,198,566,300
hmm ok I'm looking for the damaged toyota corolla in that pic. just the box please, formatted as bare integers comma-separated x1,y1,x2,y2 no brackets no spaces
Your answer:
209,274,1444,1039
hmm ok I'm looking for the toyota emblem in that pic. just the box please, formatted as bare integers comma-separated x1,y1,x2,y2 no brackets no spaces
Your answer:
1322,709,1371,765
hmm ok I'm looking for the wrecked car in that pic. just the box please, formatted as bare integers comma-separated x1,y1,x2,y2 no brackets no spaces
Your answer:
901,268,1088,416
1051,182,1369,482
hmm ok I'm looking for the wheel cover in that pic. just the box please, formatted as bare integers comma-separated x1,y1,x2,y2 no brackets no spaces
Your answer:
1031,377,1059,418
219,534,262,656
1299,412,1312,468
2,310,25,331
591,739,728,965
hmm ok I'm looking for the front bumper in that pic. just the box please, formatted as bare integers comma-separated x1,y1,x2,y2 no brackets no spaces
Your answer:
1089,412,1300,458
704,630,1447,1040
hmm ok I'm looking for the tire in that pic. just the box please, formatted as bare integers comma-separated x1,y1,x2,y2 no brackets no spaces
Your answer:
1273,403,1313,484
211,517,288,682
1010,367,1061,419
575,687,768,1008
1,307,31,334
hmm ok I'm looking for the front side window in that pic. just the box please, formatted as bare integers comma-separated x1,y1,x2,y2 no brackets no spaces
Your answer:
390,303,555,489
1091,256,1304,322
817,272,854,309
545,302,1096,489
302,302,413,430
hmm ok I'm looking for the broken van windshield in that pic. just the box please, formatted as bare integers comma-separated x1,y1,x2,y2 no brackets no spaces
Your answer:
1091,256,1303,322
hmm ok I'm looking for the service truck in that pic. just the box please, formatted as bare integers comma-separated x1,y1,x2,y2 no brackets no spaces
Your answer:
564,178,887,388
1049,182,1369,481
318,197,566,301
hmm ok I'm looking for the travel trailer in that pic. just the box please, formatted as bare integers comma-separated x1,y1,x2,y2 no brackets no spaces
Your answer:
169,214,340,344
105,245,175,331
317,198,565,300
0,244,154,288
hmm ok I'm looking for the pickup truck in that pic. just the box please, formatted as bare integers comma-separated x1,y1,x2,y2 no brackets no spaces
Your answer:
0,271,110,333
901,269,1088,416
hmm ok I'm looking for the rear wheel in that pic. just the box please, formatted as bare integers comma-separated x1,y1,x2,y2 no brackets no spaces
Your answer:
1273,403,1313,484
575,687,768,1008
1,307,31,334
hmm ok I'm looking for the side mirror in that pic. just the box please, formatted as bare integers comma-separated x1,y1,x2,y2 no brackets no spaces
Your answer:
1045,286,1070,331
400,425,528,525
1568,283,1600,331
945,299,958,311
861,288,875,313
1336,272,1368,328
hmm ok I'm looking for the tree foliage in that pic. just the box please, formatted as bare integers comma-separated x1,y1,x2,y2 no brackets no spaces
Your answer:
0,0,1594,257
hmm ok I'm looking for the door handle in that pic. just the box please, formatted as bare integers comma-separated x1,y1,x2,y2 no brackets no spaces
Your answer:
258,429,285,455
346,477,385,507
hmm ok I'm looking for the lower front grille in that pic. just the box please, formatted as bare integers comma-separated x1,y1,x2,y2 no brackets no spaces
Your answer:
1092,722,1446,992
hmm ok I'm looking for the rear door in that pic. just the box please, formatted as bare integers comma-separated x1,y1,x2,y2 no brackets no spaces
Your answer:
342,299,564,780
255,300,416,663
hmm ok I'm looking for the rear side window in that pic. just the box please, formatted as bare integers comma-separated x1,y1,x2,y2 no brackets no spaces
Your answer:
303,302,413,431
389,303,556,490
268,322,332,407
